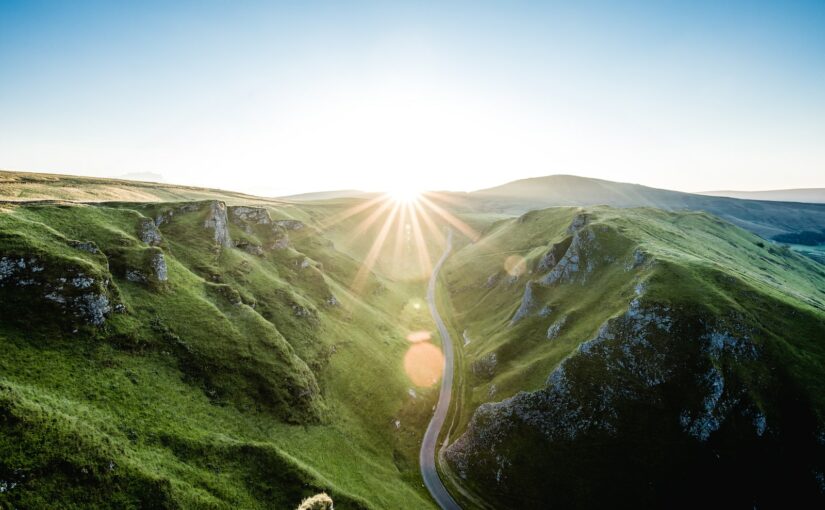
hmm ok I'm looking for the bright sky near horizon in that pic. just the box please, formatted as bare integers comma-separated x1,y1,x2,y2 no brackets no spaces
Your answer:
1,1,824,196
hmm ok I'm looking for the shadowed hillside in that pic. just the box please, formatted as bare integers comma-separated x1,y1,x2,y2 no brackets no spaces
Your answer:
440,206,825,508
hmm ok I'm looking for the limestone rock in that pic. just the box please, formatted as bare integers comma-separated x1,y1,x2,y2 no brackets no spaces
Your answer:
274,219,304,231
546,315,567,339
230,206,272,225
510,281,535,325
1,255,114,326
204,201,232,247
138,217,162,246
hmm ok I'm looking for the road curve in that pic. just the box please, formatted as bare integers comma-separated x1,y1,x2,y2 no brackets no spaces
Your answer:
420,229,462,510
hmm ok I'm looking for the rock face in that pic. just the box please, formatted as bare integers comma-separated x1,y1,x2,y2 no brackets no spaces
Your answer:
150,252,168,282
0,255,114,326
138,218,163,246
510,281,535,325
68,240,99,254
204,201,232,247
538,226,598,286
546,315,567,339
443,293,820,506
274,219,304,231
230,206,272,225
235,241,265,256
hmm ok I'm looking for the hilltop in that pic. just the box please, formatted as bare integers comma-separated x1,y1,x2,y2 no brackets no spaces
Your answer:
438,206,825,507
0,170,282,205
461,174,825,239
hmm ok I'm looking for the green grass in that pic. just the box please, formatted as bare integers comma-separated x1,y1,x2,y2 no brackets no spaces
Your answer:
0,199,441,509
439,206,825,507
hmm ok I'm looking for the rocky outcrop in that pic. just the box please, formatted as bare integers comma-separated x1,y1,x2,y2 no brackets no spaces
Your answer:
538,228,598,286
274,219,304,231
230,206,272,225
0,255,114,326
203,201,231,247
510,281,535,325
138,218,162,246
68,240,99,254
546,315,567,339
121,249,168,285
150,252,168,282
235,241,265,256
445,295,768,497
269,237,289,250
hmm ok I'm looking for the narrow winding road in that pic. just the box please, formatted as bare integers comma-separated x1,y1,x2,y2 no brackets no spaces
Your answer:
420,229,462,510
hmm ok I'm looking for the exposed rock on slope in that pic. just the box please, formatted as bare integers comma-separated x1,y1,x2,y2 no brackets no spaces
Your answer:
442,206,825,508
0,248,117,327
203,201,232,247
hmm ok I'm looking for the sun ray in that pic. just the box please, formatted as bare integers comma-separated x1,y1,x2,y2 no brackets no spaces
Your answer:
422,190,473,208
351,202,401,292
418,194,480,241
348,197,396,239
413,199,446,245
319,193,387,231
391,201,410,265
408,201,433,276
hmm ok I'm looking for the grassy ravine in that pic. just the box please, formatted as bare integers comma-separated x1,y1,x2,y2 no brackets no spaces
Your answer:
441,206,825,508
0,199,439,509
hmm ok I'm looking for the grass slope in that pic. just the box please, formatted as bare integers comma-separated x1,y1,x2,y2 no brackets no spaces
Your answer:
0,199,440,509
440,206,825,508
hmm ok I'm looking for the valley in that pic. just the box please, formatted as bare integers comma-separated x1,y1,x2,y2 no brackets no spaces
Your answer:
1,171,824,508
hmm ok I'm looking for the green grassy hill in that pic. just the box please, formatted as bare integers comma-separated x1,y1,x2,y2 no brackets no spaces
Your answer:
0,198,440,509
439,206,825,507
460,174,825,239
0,170,287,204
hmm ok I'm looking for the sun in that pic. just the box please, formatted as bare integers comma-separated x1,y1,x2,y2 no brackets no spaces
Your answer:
386,187,422,204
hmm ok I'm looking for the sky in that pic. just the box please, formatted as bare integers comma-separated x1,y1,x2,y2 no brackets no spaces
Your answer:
1,0,824,196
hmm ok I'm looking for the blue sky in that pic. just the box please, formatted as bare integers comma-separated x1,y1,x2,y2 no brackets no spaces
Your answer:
1,0,824,195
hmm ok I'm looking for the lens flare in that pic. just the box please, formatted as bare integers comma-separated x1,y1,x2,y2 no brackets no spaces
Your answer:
406,330,432,343
504,255,526,277
387,188,421,204
403,342,445,387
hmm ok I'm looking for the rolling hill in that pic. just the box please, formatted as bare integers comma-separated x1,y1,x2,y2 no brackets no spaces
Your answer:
438,206,825,508
700,188,825,204
461,174,825,238
2,169,825,509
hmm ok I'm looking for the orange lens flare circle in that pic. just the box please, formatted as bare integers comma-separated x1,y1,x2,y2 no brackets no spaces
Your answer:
403,342,445,387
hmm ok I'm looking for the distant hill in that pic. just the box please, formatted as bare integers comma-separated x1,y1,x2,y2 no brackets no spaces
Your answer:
0,169,282,204
462,174,825,238
699,188,825,204
279,189,378,201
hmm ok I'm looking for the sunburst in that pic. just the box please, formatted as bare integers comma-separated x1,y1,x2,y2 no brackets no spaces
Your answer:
320,189,480,292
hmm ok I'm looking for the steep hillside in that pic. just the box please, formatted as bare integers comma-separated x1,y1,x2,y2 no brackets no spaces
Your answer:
463,174,825,238
440,207,825,508
0,199,440,509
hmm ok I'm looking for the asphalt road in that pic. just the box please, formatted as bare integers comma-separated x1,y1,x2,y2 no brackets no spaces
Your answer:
420,229,462,510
